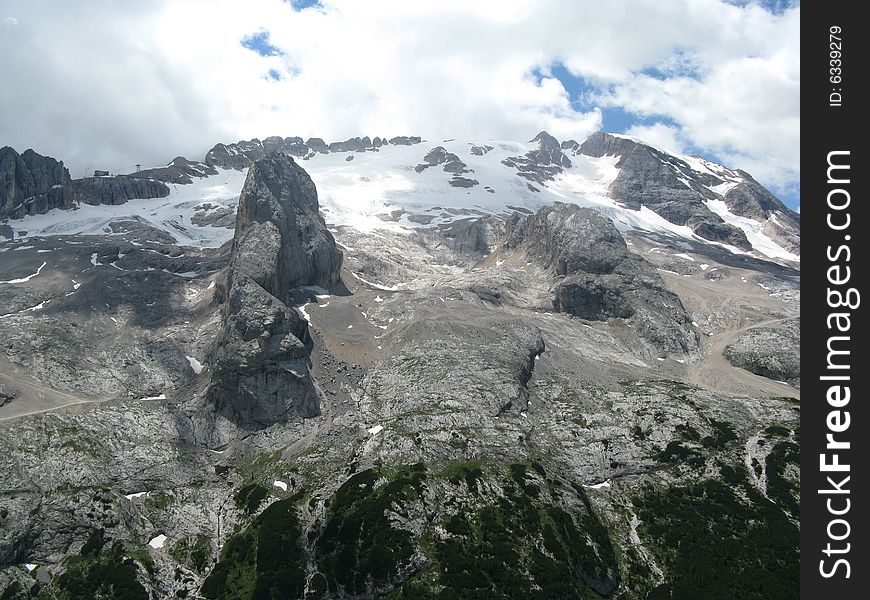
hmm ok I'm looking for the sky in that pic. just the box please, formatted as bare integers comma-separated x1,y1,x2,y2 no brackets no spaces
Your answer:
0,0,800,209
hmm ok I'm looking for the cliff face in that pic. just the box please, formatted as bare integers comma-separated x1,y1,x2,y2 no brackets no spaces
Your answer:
205,152,342,436
1,146,172,221
67,176,169,206
0,147,72,219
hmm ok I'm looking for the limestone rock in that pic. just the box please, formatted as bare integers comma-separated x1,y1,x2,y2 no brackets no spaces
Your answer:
0,147,71,219
506,203,699,356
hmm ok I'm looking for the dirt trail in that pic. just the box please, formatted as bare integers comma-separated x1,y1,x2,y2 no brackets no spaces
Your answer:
658,270,800,400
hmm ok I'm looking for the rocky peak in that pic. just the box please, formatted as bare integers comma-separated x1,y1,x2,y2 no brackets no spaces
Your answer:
575,132,754,251
501,131,572,186
204,151,342,437
232,151,342,296
0,146,72,219
528,131,572,168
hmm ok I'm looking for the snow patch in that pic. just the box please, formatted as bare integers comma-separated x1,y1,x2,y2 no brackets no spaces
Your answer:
273,480,288,492
583,480,611,490
186,356,205,374
367,424,384,435
148,534,167,549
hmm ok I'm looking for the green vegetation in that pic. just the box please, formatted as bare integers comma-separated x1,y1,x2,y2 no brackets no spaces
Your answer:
701,418,737,449
52,539,149,600
144,490,174,511
201,498,305,600
0,582,24,600
234,484,270,515
315,464,426,596
765,439,800,519
632,466,798,599
394,463,616,600
170,535,213,573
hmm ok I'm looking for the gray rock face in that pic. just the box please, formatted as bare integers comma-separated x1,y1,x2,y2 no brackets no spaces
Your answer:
415,147,470,174
68,175,170,206
207,152,342,432
502,131,572,185
132,156,218,185
724,175,800,255
361,316,545,422
208,272,318,429
306,137,329,154
577,132,755,250
231,153,343,294
470,144,494,156
506,203,699,356
204,139,267,170
328,137,370,153
439,216,505,256
388,136,422,146
724,319,800,386
205,135,426,170
0,147,72,219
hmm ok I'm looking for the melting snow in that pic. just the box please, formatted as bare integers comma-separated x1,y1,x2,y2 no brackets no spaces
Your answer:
583,480,611,490
148,534,167,549
186,356,205,374
704,199,799,262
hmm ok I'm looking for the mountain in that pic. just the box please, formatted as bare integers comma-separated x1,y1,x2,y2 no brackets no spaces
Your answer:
0,147,170,221
0,134,799,599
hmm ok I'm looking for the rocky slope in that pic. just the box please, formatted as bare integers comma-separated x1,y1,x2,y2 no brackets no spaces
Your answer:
0,136,799,599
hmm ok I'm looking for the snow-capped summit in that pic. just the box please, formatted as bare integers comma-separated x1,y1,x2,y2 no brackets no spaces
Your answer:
2,131,798,264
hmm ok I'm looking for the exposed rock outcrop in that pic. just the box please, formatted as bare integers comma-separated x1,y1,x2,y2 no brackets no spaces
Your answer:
204,139,266,170
68,175,170,206
505,202,699,356
502,131,572,185
0,146,72,219
724,319,800,386
577,132,754,250
388,136,422,146
415,146,477,187
724,175,800,255
206,152,342,433
132,156,218,184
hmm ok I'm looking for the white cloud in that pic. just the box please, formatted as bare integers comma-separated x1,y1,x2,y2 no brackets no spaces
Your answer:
624,123,688,155
0,0,798,201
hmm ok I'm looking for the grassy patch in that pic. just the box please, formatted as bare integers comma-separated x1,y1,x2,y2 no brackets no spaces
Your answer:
52,540,149,600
